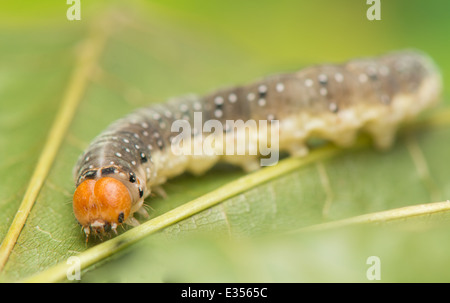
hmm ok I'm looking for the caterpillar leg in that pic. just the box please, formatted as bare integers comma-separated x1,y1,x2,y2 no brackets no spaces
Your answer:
125,216,140,227
330,130,358,148
220,154,261,173
241,158,262,173
153,185,168,199
136,206,150,219
286,142,309,157
188,155,219,176
365,122,398,150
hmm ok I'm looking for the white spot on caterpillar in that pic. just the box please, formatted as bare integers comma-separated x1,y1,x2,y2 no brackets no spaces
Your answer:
180,104,188,112
276,83,285,92
258,84,267,93
247,92,255,101
359,73,368,83
318,74,328,84
334,73,344,83
305,78,314,87
228,93,237,103
215,109,223,118
329,102,338,112
319,87,328,96
194,101,202,111
115,152,122,157
214,96,224,105
258,98,266,106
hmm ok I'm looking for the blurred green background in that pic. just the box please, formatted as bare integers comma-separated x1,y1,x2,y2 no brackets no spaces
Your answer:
1,0,450,282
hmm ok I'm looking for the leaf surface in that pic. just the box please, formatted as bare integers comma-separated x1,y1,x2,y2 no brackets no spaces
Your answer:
1,0,450,282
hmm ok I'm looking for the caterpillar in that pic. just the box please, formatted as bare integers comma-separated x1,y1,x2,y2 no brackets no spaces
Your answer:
72,50,442,238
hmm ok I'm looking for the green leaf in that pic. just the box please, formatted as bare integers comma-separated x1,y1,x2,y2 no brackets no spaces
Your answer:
1,0,450,282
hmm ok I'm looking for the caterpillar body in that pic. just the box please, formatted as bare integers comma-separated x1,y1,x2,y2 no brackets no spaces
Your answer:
72,50,442,238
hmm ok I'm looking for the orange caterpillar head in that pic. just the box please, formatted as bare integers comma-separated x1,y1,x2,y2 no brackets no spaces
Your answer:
73,177,131,237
